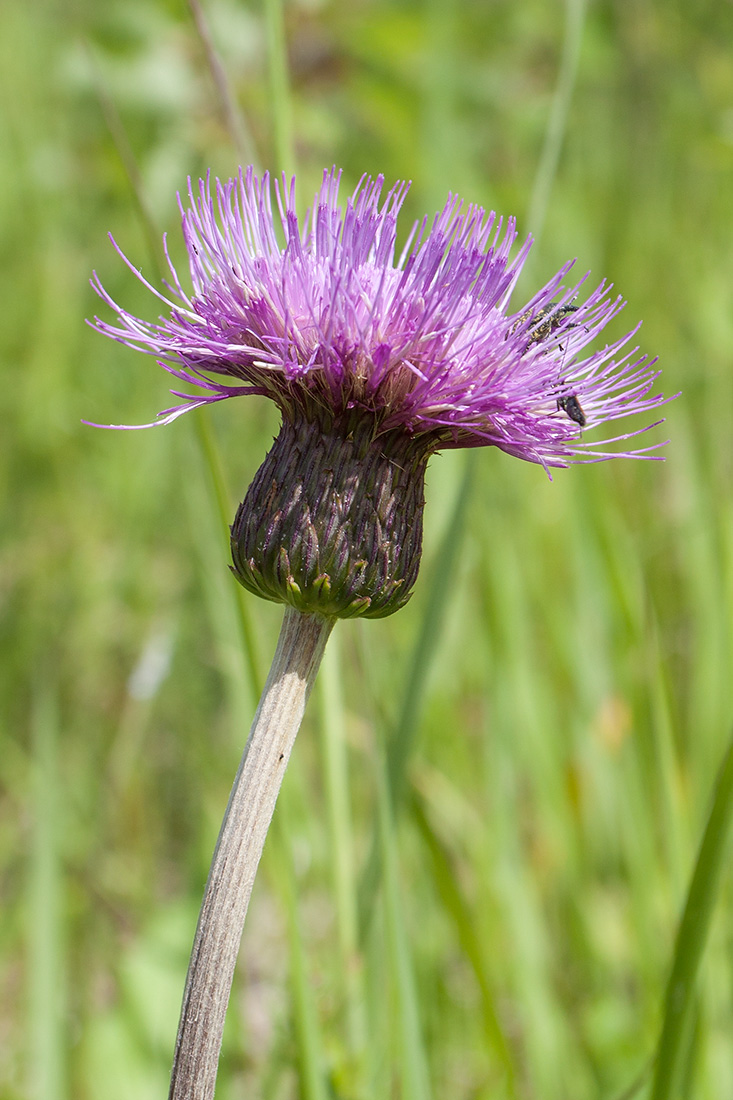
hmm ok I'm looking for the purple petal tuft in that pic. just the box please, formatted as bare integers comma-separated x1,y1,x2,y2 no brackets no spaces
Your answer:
89,166,675,466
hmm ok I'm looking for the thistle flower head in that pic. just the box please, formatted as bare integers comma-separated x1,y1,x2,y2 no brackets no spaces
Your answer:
90,167,673,617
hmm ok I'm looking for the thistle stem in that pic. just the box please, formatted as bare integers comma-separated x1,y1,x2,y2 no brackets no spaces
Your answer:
168,607,334,1100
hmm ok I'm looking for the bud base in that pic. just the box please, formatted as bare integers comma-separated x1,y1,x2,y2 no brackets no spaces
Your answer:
230,416,431,619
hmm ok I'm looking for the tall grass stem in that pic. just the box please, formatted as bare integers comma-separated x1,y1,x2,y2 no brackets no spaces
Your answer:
376,747,433,1100
650,728,733,1100
273,808,330,1100
264,0,294,173
358,450,476,935
410,787,518,1093
524,0,587,251
168,608,333,1100
28,682,65,1100
187,0,259,169
193,411,262,693
318,635,366,1064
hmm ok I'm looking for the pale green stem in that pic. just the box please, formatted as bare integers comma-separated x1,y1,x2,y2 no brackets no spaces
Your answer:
376,746,432,1100
409,787,518,1093
168,609,334,1100
524,0,587,252
359,450,477,932
420,0,459,209
193,410,262,693
318,636,365,1061
273,808,329,1100
29,682,65,1100
650,729,733,1100
264,0,294,173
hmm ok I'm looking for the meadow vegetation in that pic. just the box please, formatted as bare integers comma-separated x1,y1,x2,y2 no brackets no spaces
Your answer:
1,0,732,1097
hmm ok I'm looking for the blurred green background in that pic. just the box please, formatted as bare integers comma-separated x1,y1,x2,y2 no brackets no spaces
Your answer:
2,0,732,1097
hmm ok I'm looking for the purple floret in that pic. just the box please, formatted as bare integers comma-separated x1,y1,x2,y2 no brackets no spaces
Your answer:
89,166,672,469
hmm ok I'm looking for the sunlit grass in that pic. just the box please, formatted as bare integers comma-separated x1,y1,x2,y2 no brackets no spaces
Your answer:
2,1,732,1098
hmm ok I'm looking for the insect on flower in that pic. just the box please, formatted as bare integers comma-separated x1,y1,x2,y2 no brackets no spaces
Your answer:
84,168,679,1100
88,167,675,617
511,301,588,427
557,392,587,427
514,301,580,350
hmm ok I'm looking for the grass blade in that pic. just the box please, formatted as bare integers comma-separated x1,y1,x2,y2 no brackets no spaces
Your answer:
318,634,366,1070
28,680,65,1100
187,0,259,168
273,808,330,1100
358,451,477,938
192,410,263,694
409,787,518,1096
376,748,432,1100
650,727,733,1100
264,0,294,173
524,0,587,252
